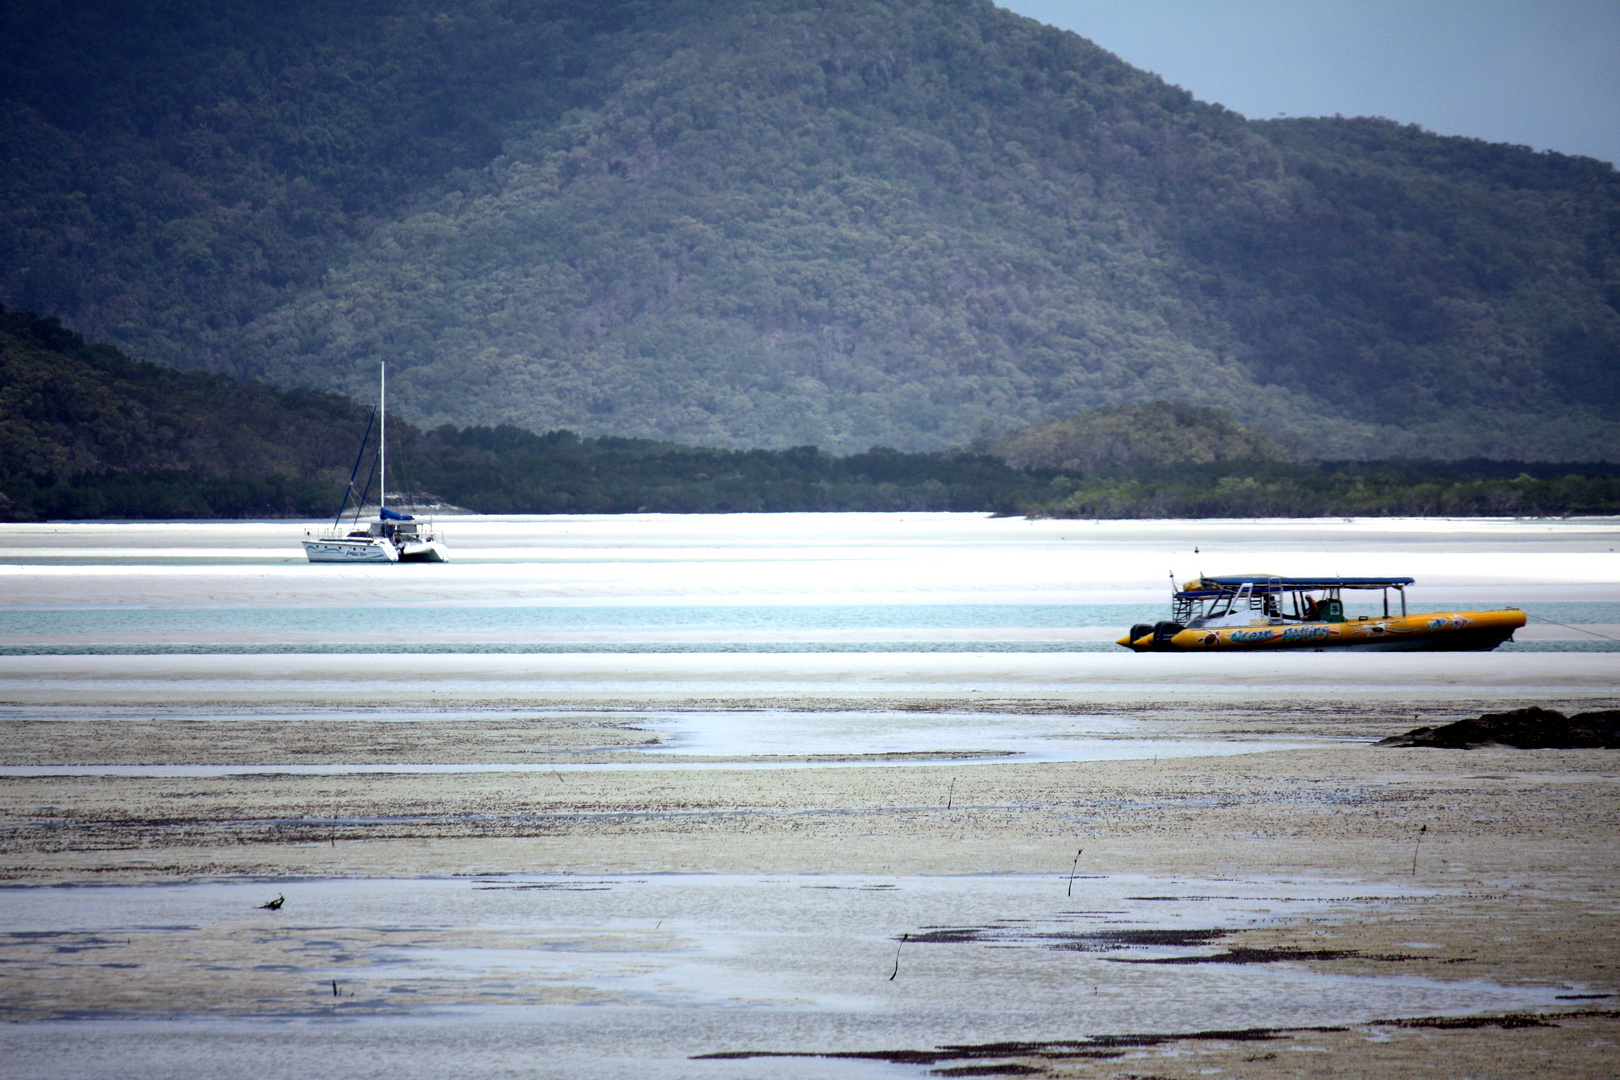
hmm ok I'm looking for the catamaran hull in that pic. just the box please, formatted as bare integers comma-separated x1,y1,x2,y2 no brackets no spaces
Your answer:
398,540,448,563
302,538,399,563
1119,610,1526,653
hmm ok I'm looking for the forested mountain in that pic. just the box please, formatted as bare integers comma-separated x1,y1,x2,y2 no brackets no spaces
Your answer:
0,306,1054,518
986,402,1294,472
3,0,1617,457
0,306,372,516
4,308,1615,521
0,307,372,482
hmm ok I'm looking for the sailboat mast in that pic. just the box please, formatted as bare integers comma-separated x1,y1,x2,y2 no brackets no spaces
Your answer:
380,362,386,516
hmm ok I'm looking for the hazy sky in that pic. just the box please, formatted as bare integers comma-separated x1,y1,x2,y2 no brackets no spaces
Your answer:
998,1,1620,166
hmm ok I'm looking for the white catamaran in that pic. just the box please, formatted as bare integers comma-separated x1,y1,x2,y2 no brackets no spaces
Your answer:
302,363,448,564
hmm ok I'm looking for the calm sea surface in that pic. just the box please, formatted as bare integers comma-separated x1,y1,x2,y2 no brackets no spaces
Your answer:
2,513,1618,651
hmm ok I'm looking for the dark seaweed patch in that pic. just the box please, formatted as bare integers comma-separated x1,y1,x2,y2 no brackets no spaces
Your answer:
909,928,988,944
905,919,1440,965
905,924,1231,952
697,1050,952,1064
696,1012,1620,1067
1068,930,1228,948
695,1028,1306,1065
1115,946,1415,966
1371,1013,1557,1029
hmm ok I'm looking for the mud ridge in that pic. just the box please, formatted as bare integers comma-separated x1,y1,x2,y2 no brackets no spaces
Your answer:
694,1011,1620,1070
1379,706,1620,749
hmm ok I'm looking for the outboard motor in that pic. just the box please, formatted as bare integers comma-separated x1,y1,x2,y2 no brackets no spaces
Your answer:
1151,621,1185,648
1128,623,1153,645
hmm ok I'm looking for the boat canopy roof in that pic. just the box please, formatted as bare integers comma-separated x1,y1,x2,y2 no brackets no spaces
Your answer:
1177,575,1414,599
379,506,414,521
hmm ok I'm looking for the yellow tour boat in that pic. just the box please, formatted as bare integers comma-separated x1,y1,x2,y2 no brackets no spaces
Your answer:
1118,575,1525,652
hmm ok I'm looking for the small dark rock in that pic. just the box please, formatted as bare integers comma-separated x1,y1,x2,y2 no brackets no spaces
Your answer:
1377,707,1620,749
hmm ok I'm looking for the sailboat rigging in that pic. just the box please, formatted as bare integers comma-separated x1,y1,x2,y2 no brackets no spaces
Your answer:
301,363,449,563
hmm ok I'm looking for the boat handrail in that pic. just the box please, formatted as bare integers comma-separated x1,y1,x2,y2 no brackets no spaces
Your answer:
1178,575,1415,598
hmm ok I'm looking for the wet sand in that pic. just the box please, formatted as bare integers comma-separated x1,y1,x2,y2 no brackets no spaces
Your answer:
4,698,1619,1077
2,516,1618,1078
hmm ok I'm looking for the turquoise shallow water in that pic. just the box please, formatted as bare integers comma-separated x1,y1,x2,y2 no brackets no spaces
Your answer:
0,602,1613,653
3,601,1615,654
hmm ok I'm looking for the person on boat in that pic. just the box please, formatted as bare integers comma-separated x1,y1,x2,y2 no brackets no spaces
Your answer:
1302,596,1320,621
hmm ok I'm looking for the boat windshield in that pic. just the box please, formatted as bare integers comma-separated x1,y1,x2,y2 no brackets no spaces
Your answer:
1172,576,1412,625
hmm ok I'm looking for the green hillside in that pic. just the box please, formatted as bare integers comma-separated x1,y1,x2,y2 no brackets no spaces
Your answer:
986,402,1295,472
0,307,1057,518
5,309,1617,521
0,306,372,517
3,0,1617,457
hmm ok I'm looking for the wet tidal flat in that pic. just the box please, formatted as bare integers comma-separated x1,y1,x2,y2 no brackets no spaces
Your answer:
1,515,1618,1078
